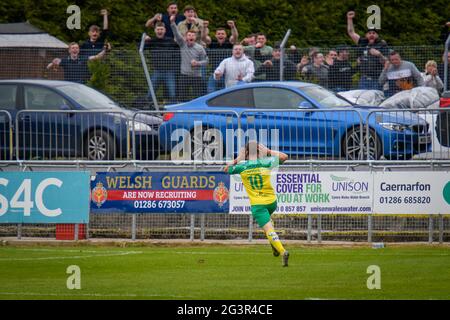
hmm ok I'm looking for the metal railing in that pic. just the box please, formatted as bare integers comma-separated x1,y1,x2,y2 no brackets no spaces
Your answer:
0,110,12,160
14,110,131,161
1,213,448,243
0,45,448,108
2,108,450,163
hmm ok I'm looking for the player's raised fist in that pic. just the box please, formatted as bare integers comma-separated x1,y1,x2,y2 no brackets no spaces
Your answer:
347,11,355,19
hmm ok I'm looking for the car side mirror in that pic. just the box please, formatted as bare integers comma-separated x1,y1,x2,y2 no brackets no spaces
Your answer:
298,101,313,109
60,104,71,111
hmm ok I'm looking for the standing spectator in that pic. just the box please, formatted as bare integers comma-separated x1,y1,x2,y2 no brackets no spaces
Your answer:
438,51,450,91
206,21,239,92
214,44,254,88
422,60,444,93
287,45,301,65
254,44,297,81
171,16,208,101
328,46,356,92
379,51,424,97
241,34,257,46
244,33,272,60
47,42,110,84
347,11,389,90
245,33,273,81
324,49,337,67
80,9,110,56
145,22,180,103
145,2,185,39
177,5,209,46
253,33,274,63
301,52,329,88
296,47,320,72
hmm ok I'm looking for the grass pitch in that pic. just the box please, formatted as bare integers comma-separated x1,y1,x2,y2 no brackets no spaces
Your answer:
0,244,449,300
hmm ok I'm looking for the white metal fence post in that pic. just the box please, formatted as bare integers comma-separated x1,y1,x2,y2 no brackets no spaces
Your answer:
307,214,312,243
200,214,205,241
317,215,322,243
131,214,136,241
428,215,433,244
248,214,253,242
368,214,373,243
190,214,195,241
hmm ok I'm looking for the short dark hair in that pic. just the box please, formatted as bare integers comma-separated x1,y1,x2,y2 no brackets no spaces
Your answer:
389,50,400,57
167,2,177,8
89,25,101,32
312,51,323,60
154,22,166,29
255,32,266,38
216,27,226,32
183,5,196,12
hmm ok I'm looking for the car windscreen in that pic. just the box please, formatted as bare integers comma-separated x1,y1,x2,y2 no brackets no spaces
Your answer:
301,86,352,108
58,84,121,110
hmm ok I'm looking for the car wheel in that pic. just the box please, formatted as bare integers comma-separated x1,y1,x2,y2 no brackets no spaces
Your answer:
190,126,223,161
85,130,115,160
344,126,382,160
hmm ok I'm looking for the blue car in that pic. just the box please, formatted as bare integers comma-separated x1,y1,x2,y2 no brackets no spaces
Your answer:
0,80,161,160
159,82,431,160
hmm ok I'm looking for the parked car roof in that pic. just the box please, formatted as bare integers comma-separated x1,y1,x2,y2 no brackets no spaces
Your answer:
0,79,77,87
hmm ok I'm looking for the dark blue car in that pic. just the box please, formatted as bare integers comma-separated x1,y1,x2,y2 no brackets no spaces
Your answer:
159,82,431,160
0,80,161,160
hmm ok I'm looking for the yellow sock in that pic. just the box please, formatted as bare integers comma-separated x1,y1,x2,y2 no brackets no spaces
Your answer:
265,228,286,255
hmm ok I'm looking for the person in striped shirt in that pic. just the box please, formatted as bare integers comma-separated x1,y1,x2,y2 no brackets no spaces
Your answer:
214,44,254,88
224,141,290,267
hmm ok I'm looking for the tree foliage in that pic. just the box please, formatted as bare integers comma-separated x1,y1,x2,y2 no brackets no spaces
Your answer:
1,0,449,47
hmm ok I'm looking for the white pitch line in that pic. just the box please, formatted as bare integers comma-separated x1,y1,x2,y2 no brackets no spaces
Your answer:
0,292,192,299
0,251,142,261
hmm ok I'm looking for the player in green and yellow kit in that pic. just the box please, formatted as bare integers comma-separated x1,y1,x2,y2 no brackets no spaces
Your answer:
224,141,289,267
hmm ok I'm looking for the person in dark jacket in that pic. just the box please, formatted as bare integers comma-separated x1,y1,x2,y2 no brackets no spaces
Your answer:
145,22,180,103
328,46,356,92
254,45,297,81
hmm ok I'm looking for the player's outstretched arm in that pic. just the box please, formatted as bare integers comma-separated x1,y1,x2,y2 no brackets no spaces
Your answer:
223,147,246,173
269,150,288,163
257,144,288,164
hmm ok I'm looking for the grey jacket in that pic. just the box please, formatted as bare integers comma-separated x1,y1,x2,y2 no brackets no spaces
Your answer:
171,22,208,77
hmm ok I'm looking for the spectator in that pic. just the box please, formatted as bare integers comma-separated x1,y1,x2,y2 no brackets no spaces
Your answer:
241,34,257,46
328,46,356,92
145,22,180,103
287,45,301,65
214,44,254,88
296,47,319,72
301,52,329,88
253,33,274,63
439,21,450,44
206,21,239,93
347,11,389,90
47,42,110,84
244,33,273,81
80,9,109,56
379,51,424,97
325,49,337,67
244,33,272,61
145,2,185,39
254,44,297,81
422,60,444,93
177,5,209,46
438,51,450,91
171,16,208,101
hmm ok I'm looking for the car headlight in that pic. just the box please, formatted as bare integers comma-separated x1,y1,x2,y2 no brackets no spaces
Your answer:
127,121,153,132
379,122,408,132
